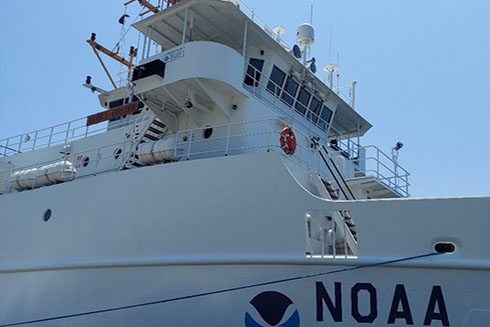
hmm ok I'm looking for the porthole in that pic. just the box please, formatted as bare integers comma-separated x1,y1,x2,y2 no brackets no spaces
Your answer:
434,242,456,254
83,157,90,167
43,209,52,222
114,148,123,160
203,127,213,139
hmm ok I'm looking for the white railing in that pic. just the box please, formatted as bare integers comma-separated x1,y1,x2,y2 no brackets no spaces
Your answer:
229,0,353,105
328,145,410,197
306,210,358,258
0,111,149,158
0,116,409,197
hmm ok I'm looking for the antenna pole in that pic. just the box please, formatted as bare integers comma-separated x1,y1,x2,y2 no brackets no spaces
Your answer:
350,81,357,108
310,5,313,24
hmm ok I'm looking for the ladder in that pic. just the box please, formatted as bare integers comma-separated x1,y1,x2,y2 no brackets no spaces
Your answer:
120,110,168,169
316,143,358,253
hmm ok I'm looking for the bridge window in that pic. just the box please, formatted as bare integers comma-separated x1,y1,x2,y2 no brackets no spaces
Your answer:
244,58,265,86
307,96,322,123
267,65,286,95
295,87,311,115
281,77,299,106
318,105,333,130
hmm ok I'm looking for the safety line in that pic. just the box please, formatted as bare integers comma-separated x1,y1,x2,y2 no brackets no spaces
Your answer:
0,252,442,326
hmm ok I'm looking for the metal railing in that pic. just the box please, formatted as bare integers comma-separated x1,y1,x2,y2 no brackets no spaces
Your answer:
0,111,150,158
306,210,357,258
328,145,410,197
228,0,353,105
0,115,409,197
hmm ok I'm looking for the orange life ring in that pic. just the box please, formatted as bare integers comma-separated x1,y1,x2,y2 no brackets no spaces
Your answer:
280,127,297,155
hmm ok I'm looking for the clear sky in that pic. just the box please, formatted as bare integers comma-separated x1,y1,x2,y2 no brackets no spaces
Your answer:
1,0,489,197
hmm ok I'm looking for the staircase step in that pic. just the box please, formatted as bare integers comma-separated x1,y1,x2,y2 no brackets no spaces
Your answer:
152,119,165,128
143,133,159,141
148,126,164,135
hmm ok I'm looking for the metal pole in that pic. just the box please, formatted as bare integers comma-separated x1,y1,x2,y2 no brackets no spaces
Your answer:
147,27,153,58
182,8,189,44
242,20,248,58
350,81,357,108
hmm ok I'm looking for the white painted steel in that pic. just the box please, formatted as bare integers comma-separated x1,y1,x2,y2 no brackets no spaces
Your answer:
0,153,488,326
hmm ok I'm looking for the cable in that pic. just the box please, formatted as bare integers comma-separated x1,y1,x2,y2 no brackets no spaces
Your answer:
0,252,442,326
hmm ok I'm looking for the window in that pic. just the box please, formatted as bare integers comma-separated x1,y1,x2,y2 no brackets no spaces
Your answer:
132,59,166,81
109,98,124,109
281,77,299,106
295,87,311,115
318,105,333,130
307,97,322,123
267,65,286,95
244,58,265,86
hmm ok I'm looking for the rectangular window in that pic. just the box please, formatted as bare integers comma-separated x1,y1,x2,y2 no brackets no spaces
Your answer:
244,58,265,86
109,98,124,109
318,105,333,130
267,65,286,96
307,96,322,123
281,77,299,106
295,87,311,115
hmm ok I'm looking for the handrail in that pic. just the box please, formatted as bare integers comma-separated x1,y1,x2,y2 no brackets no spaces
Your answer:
321,145,356,200
229,0,353,105
1,117,409,197
0,111,150,158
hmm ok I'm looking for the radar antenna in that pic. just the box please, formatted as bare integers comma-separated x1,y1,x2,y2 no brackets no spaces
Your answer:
272,26,286,42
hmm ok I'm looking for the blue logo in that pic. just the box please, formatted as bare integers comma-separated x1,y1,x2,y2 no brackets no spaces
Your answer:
245,291,300,327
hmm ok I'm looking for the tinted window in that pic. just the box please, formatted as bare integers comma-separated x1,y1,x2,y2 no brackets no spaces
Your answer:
307,97,322,123
109,98,124,109
281,77,299,106
295,87,311,115
318,105,333,130
267,66,286,95
244,58,265,86
132,60,166,81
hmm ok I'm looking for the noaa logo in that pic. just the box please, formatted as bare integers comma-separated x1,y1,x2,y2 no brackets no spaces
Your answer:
245,291,300,327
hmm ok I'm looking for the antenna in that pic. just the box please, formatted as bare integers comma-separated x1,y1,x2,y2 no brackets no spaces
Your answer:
336,52,340,92
323,64,339,89
310,5,314,24
296,23,315,64
328,25,332,63
291,44,302,59
272,26,286,42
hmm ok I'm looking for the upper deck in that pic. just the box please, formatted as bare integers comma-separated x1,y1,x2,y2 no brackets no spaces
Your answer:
132,0,372,138
0,0,409,200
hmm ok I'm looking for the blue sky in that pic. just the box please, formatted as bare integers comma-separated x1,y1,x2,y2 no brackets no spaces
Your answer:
1,0,489,197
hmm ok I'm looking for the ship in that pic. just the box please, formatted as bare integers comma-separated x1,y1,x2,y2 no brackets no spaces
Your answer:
0,0,488,326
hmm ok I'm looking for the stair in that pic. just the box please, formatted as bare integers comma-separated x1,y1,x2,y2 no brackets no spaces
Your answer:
121,114,168,170
141,118,167,143
322,179,357,241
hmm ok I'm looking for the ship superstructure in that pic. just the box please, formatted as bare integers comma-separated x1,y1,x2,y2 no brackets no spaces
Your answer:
0,1,488,326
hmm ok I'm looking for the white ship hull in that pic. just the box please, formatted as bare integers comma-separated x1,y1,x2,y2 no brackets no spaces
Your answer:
1,263,487,326
0,153,488,326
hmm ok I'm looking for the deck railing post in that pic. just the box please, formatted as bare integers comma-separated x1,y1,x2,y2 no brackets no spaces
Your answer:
65,122,71,144
225,124,231,156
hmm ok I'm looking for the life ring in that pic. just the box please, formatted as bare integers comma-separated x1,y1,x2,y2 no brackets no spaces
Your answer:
280,127,297,155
